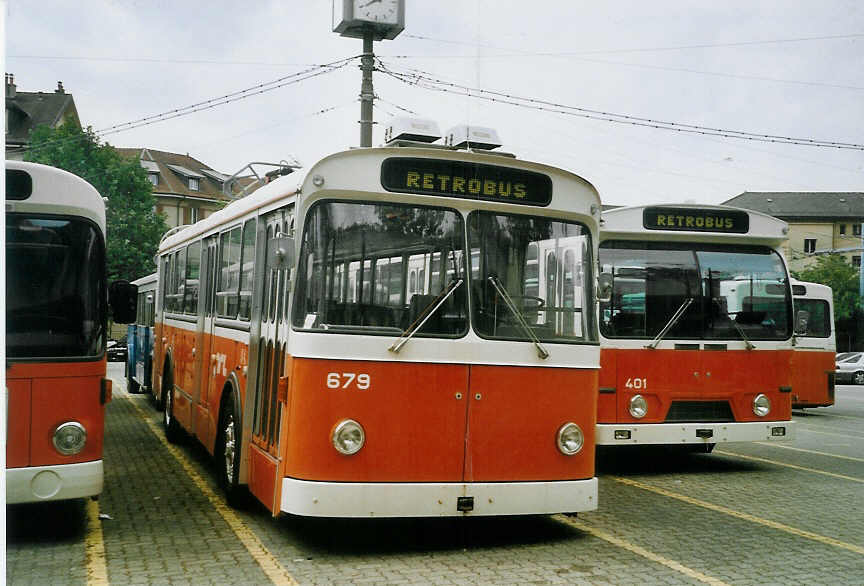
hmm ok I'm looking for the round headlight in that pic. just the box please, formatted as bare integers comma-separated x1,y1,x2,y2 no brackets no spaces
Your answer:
332,419,365,455
53,421,87,456
753,393,771,417
629,394,648,419
557,422,584,455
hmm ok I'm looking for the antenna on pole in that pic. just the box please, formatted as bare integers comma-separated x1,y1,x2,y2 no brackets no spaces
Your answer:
360,31,374,147
332,0,405,147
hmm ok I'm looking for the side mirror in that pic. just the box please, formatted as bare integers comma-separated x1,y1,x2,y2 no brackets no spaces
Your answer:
267,234,295,270
109,280,138,324
794,309,810,336
597,272,613,303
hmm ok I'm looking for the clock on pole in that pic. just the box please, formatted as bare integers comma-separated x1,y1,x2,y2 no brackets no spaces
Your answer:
333,0,405,40
333,0,405,147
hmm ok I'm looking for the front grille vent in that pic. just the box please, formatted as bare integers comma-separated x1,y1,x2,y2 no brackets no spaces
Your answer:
665,401,733,423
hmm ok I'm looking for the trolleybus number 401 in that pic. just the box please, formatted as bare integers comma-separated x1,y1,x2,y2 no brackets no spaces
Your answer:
326,372,371,390
625,377,648,390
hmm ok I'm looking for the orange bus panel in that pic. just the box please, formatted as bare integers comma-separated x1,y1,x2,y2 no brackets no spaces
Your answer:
600,348,792,423
284,358,470,483
8,360,106,468
466,365,596,482
791,351,835,408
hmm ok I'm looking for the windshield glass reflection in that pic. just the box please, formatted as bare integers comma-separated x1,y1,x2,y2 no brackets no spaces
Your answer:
599,241,791,341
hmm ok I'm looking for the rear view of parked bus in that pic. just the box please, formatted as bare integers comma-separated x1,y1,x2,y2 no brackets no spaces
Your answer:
5,161,134,503
127,272,157,395
790,279,836,408
152,134,601,517
597,205,795,451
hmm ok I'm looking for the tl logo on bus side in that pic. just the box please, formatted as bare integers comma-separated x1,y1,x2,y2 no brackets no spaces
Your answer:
213,353,228,377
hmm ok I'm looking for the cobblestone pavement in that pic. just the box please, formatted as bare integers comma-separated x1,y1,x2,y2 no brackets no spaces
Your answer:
7,366,864,585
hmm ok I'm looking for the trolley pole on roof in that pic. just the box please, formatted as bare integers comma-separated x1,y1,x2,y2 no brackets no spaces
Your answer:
360,31,374,148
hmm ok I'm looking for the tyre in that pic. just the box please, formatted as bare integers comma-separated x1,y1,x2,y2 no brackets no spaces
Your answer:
162,371,183,443
127,376,140,394
854,371,864,385
217,392,247,508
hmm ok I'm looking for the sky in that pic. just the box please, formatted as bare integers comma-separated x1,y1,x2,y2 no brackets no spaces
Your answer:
5,0,864,207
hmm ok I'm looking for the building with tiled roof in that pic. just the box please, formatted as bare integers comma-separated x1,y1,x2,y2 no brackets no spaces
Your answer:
5,74,81,160
117,148,246,230
723,191,864,270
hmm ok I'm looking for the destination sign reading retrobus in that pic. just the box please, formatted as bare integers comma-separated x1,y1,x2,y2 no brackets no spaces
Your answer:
643,206,749,234
381,157,553,206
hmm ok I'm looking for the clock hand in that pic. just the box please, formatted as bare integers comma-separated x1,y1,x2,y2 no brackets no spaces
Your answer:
361,0,382,6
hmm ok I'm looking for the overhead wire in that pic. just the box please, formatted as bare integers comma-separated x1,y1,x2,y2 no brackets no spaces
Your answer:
400,32,864,57
13,56,359,156
376,60,864,150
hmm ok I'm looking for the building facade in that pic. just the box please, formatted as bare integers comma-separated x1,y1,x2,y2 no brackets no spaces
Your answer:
116,148,238,230
5,74,80,160
723,192,864,271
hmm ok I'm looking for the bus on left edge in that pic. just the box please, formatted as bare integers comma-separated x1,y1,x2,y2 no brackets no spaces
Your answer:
5,161,136,504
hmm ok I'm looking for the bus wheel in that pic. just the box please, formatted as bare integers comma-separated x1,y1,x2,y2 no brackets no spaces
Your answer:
162,373,182,444
217,393,246,508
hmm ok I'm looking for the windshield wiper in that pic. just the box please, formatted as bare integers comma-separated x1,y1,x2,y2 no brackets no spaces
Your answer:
712,299,755,350
487,276,549,359
388,279,463,354
646,297,694,349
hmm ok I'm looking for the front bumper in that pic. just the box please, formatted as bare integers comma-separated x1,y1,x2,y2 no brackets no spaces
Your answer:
6,460,103,504
596,421,795,446
280,477,598,518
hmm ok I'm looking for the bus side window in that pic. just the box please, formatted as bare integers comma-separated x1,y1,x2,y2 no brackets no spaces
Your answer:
184,240,201,315
166,250,186,313
217,227,242,318
239,218,256,320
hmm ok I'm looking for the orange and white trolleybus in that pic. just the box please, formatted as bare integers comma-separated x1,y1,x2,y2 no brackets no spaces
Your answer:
790,279,835,409
151,138,602,517
596,204,795,451
5,161,135,503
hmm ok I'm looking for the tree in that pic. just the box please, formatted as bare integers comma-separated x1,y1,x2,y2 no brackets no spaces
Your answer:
25,124,168,282
792,254,862,319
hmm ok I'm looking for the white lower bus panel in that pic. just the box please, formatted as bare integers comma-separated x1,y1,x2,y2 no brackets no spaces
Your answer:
596,420,795,446
280,477,598,517
6,460,103,504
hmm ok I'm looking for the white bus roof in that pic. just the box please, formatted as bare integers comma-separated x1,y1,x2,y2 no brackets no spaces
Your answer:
131,272,158,288
159,146,601,252
5,160,106,232
790,278,832,300
601,203,788,247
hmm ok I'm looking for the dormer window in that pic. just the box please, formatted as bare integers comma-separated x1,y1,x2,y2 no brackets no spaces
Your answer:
166,164,204,192
140,159,160,186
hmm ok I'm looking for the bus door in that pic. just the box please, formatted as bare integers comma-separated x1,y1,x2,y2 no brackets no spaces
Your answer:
198,235,219,448
248,207,293,509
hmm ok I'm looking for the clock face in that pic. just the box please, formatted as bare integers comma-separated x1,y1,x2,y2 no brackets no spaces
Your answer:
353,0,400,24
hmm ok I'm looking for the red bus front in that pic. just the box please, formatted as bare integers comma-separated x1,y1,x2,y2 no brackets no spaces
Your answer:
596,224,795,447
6,211,109,503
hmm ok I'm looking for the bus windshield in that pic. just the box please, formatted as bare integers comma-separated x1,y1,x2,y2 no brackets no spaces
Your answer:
469,211,595,343
6,214,106,358
599,241,790,341
292,201,468,336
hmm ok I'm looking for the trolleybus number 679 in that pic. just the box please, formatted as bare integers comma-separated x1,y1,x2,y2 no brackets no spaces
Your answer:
326,372,371,390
